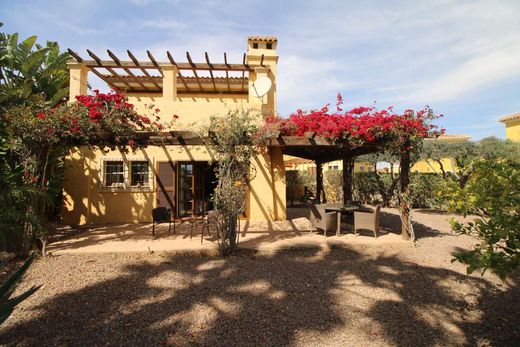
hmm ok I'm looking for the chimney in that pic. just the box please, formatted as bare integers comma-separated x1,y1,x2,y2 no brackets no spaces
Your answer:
247,36,278,113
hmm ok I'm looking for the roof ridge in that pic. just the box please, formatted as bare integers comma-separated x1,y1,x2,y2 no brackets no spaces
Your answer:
499,112,520,122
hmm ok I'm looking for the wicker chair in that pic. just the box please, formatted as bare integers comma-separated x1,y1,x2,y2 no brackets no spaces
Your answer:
354,205,381,238
190,210,218,243
152,207,172,238
307,202,336,236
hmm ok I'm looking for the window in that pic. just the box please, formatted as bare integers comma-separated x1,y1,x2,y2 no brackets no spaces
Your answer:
104,161,124,187
101,158,151,190
266,42,272,49
130,161,149,186
253,42,258,49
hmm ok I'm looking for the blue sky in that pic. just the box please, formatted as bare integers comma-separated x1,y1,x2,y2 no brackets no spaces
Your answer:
2,0,519,139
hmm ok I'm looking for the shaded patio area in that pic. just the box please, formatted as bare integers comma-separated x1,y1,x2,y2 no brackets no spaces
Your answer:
48,207,409,255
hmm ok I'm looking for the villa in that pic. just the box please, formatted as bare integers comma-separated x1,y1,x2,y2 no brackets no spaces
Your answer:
61,36,286,225
500,112,520,141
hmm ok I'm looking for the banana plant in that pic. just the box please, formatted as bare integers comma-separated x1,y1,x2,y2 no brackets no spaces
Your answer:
0,22,69,113
0,253,40,325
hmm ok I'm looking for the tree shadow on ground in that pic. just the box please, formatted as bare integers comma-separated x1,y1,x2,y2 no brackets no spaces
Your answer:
378,210,449,240
0,247,517,346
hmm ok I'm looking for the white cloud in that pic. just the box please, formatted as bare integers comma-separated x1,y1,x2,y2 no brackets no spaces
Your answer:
387,42,520,104
137,19,185,30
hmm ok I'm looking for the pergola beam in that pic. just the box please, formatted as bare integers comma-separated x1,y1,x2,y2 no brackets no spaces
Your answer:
186,51,204,91
107,49,149,91
224,53,232,93
205,52,217,92
146,50,162,75
167,51,190,92
86,49,133,90
127,50,162,89
67,49,83,63
74,59,252,71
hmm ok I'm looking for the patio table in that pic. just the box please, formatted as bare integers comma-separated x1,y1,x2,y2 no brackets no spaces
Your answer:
324,204,360,236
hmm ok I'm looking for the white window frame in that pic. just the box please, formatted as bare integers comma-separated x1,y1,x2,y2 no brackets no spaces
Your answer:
129,160,151,188
99,157,154,192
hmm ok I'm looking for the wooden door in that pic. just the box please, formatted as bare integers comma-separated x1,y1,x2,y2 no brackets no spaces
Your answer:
177,162,208,217
178,163,194,217
156,161,176,215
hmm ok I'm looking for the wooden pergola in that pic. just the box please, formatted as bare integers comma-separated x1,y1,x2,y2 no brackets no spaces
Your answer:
67,49,268,94
267,133,383,206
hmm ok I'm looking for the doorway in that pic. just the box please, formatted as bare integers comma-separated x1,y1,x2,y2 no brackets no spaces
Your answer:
156,161,217,218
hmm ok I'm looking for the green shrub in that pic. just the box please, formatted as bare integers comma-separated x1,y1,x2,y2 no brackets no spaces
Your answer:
324,170,343,203
352,172,445,209
408,173,446,209
353,172,381,204
447,160,520,279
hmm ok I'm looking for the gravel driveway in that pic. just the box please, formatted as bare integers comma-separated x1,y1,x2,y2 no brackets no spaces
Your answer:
1,209,518,346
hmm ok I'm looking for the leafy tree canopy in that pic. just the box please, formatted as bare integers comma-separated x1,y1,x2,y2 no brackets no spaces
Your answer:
0,23,70,112
448,160,520,279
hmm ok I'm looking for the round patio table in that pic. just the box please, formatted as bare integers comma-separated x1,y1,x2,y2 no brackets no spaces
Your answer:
324,203,360,236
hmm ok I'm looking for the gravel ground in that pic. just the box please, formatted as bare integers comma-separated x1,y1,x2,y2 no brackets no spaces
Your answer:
1,209,519,346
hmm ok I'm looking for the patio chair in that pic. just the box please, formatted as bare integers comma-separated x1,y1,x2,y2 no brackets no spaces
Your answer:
152,207,172,238
354,205,381,238
190,210,218,243
307,202,336,236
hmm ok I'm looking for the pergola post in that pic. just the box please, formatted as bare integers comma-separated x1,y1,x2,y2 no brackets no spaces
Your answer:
67,62,89,102
399,146,411,240
342,156,354,203
161,64,178,101
315,160,325,203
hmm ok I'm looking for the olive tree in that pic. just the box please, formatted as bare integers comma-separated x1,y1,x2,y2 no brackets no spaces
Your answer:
207,110,260,255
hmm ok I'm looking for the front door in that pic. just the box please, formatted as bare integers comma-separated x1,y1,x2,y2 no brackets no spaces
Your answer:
177,162,209,217
157,161,216,218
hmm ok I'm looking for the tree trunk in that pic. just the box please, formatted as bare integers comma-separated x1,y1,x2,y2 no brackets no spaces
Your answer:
342,157,354,203
399,148,411,240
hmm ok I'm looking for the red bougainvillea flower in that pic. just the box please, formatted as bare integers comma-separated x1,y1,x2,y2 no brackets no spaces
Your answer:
128,139,135,146
262,95,443,148
36,112,46,120
336,93,343,112
140,116,151,124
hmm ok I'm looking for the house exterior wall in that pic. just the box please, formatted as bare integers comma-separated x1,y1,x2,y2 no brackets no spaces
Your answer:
61,36,285,225
504,119,520,141
411,158,456,173
62,143,285,224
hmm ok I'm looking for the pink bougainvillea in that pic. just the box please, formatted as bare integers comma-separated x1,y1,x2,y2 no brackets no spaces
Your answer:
9,89,173,150
263,94,444,150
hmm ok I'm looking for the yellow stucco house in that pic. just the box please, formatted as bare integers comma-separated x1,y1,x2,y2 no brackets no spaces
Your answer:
500,112,520,142
411,134,471,173
284,156,371,174
62,36,286,225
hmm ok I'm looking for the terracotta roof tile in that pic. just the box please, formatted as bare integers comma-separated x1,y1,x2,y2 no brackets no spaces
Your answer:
424,134,471,142
499,112,520,123
248,36,278,42
284,158,314,166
